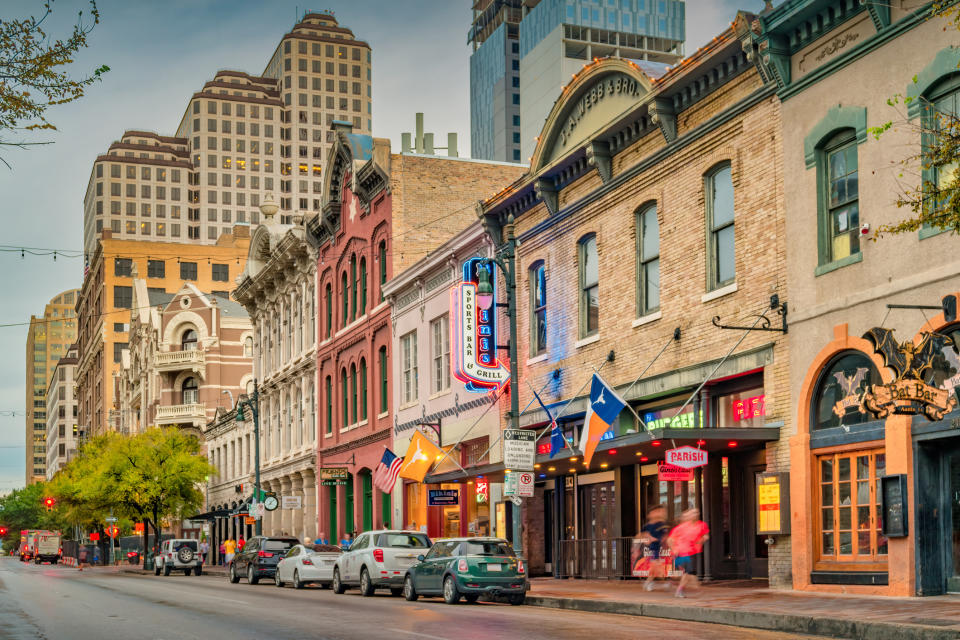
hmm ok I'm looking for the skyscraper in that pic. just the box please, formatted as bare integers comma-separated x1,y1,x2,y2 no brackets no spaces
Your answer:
82,12,371,257
469,0,685,163
25,289,79,484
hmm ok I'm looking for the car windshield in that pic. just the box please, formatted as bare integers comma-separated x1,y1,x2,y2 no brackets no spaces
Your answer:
378,533,430,548
263,539,296,552
310,544,342,553
174,540,198,551
464,540,514,557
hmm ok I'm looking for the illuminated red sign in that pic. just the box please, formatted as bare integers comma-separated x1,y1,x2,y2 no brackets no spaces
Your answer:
657,462,693,482
732,394,765,422
476,480,489,503
451,258,510,393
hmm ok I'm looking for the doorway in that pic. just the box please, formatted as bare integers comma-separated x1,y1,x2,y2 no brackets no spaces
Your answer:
917,437,960,595
710,450,767,579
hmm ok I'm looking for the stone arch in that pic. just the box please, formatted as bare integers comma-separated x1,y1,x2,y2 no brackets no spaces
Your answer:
907,46,960,119
163,310,209,347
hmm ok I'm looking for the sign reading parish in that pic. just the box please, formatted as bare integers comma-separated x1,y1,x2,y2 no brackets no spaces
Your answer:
665,446,708,469
451,257,510,393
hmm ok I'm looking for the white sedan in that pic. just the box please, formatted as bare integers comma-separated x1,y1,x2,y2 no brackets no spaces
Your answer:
275,544,342,589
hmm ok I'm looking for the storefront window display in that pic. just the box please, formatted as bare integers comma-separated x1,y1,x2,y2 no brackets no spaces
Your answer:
813,352,882,430
717,388,766,428
466,480,491,536
817,449,887,565
440,482,461,538
405,482,426,531
927,324,960,395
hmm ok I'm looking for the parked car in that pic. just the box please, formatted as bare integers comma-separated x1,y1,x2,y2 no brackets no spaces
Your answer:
332,530,431,597
402,537,527,605
229,535,299,585
275,544,341,589
154,539,202,576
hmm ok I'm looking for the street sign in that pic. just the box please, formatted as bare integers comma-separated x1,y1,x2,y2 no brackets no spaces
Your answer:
255,502,265,518
664,446,708,469
105,516,118,523
503,471,518,496
517,471,535,497
503,429,537,470
282,495,302,510
244,516,256,525
428,489,459,506
106,526,119,538
510,496,523,507
320,467,349,486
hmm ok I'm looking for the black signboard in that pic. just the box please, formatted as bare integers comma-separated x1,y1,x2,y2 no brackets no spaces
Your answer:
428,489,459,506
880,474,908,537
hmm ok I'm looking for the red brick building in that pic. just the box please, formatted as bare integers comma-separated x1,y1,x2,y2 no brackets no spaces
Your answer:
307,122,524,540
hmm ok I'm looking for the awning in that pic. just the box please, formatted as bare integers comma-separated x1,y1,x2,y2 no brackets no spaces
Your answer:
186,507,232,520
424,426,781,484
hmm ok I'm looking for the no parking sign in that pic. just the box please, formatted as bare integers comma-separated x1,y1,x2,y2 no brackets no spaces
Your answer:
517,471,535,497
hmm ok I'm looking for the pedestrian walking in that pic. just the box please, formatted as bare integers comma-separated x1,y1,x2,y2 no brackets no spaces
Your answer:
219,541,225,565
223,537,237,567
77,546,87,571
634,504,670,591
313,532,329,545
667,508,709,598
199,540,209,564
92,545,101,566
237,536,245,552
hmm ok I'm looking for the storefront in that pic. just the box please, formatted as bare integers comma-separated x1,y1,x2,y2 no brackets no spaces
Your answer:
792,294,960,596
402,475,493,539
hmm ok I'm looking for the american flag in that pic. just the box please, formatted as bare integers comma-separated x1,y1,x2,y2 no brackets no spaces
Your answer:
373,448,402,493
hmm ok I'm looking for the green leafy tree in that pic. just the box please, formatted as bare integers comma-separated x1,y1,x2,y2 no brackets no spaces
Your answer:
0,481,69,553
0,0,109,166
868,2,960,237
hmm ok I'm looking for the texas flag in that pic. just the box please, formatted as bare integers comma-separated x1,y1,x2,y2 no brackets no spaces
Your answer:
580,374,626,467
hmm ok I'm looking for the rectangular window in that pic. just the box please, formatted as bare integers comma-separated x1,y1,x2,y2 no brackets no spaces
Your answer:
821,135,860,264
817,450,887,566
113,342,127,363
180,261,197,281
706,164,735,289
114,258,132,277
211,264,228,282
113,286,132,309
530,263,547,355
379,346,388,414
430,315,450,394
579,235,599,337
325,376,333,435
401,331,418,404
638,204,660,315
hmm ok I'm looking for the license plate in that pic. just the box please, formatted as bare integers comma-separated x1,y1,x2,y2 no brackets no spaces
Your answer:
323,559,335,564
486,564,502,572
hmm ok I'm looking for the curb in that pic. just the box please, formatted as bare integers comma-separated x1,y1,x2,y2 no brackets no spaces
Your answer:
524,595,960,640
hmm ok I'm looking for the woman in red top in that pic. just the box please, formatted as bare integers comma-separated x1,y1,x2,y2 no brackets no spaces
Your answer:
667,508,709,598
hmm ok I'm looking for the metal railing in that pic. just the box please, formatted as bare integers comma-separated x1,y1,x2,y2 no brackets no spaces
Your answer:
555,537,635,579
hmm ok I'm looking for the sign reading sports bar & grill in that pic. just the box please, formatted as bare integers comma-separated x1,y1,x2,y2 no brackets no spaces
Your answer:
451,257,510,393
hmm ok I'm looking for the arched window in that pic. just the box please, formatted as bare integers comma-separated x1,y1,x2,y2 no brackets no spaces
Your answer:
284,393,291,450
705,162,735,290
350,254,357,321
359,358,368,422
244,336,253,358
325,282,332,338
578,234,599,338
341,272,349,326
636,203,659,316
350,363,358,425
921,74,960,236
283,304,292,361
182,377,198,404
378,240,387,302
295,388,302,447
359,257,367,315
817,130,860,266
927,323,960,392
181,329,198,351
325,375,333,435
529,261,546,356
378,345,388,414
341,368,348,428
812,351,882,431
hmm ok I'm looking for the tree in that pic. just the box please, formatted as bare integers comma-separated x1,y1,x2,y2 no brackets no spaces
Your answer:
0,0,109,166
869,2,960,237
0,481,69,553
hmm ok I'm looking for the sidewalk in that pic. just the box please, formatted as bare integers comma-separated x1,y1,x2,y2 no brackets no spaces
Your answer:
526,577,960,640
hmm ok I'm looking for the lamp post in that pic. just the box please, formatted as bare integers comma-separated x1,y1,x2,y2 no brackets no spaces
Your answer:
475,215,522,555
235,380,262,536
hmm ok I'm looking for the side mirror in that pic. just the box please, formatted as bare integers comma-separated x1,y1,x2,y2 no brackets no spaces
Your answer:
417,554,425,562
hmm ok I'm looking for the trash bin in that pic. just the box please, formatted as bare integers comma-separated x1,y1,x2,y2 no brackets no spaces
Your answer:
144,550,155,571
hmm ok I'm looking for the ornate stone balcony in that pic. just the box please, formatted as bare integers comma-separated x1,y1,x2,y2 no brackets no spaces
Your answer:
156,403,206,426
155,349,205,375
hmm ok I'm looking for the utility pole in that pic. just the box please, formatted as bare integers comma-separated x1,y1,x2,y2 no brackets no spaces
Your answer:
236,380,262,536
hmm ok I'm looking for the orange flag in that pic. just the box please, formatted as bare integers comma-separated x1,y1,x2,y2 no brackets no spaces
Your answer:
398,431,445,483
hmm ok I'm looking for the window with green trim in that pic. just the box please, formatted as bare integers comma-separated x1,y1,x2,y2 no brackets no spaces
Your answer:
350,254,357,321
341,367,348,428
324,283,332,338
325,375,332,435
378,241,387,302
819,130,860,264
341,272,348,326
378,345,388,414
705,163,735,290
921,75,960,234
350,363,357,425
359,257,367,315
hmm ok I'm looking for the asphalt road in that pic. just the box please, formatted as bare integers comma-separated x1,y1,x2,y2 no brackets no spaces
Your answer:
0,559,822,640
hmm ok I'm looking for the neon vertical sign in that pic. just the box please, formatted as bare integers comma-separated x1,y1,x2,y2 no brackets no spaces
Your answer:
451,257,510,393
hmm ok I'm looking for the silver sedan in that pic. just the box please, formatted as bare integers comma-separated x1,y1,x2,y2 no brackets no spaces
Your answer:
275,544,342,589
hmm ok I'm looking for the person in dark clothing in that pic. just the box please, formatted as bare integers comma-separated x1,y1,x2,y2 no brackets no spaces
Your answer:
638,504,670,591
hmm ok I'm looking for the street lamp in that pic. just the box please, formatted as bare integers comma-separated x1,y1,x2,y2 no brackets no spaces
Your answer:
476,214,523,555
235,380,262,536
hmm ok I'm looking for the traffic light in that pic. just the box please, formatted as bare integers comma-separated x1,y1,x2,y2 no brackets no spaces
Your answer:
0,526,8,536
43,497,56,511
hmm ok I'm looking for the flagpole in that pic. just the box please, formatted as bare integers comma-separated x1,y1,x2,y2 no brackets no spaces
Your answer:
429,385,506,475
616,329,680,430
524,378,576,456
534,356,612,442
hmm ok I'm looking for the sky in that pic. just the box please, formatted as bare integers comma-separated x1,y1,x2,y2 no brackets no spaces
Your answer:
0,0,746,491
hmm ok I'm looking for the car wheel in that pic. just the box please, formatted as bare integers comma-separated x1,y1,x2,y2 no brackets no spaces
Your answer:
359,567,374,597
508,594,526,606
403,575,418,602
154,564,161,576
229,564,240,584
248,565,259,585
465,594,479,604
294,569,304,589
275,570,284,587
194,565,202,576
163,563,171,576
184,568,192,576
332,567,346,594
442,576,461,604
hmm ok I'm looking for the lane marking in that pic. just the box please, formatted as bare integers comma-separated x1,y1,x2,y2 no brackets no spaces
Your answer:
387,628,452,640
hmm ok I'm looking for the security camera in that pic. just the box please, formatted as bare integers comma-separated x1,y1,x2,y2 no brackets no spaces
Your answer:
859,223,870,236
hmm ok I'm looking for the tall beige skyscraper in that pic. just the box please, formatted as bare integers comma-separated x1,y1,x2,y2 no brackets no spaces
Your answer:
81,11,372,257
25,289,79,484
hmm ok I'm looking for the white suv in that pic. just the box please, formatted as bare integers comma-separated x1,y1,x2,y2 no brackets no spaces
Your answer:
332,530,431,597
155,539,203,576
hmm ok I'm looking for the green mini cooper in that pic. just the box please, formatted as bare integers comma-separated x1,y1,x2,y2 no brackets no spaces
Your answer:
402,537,527,605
